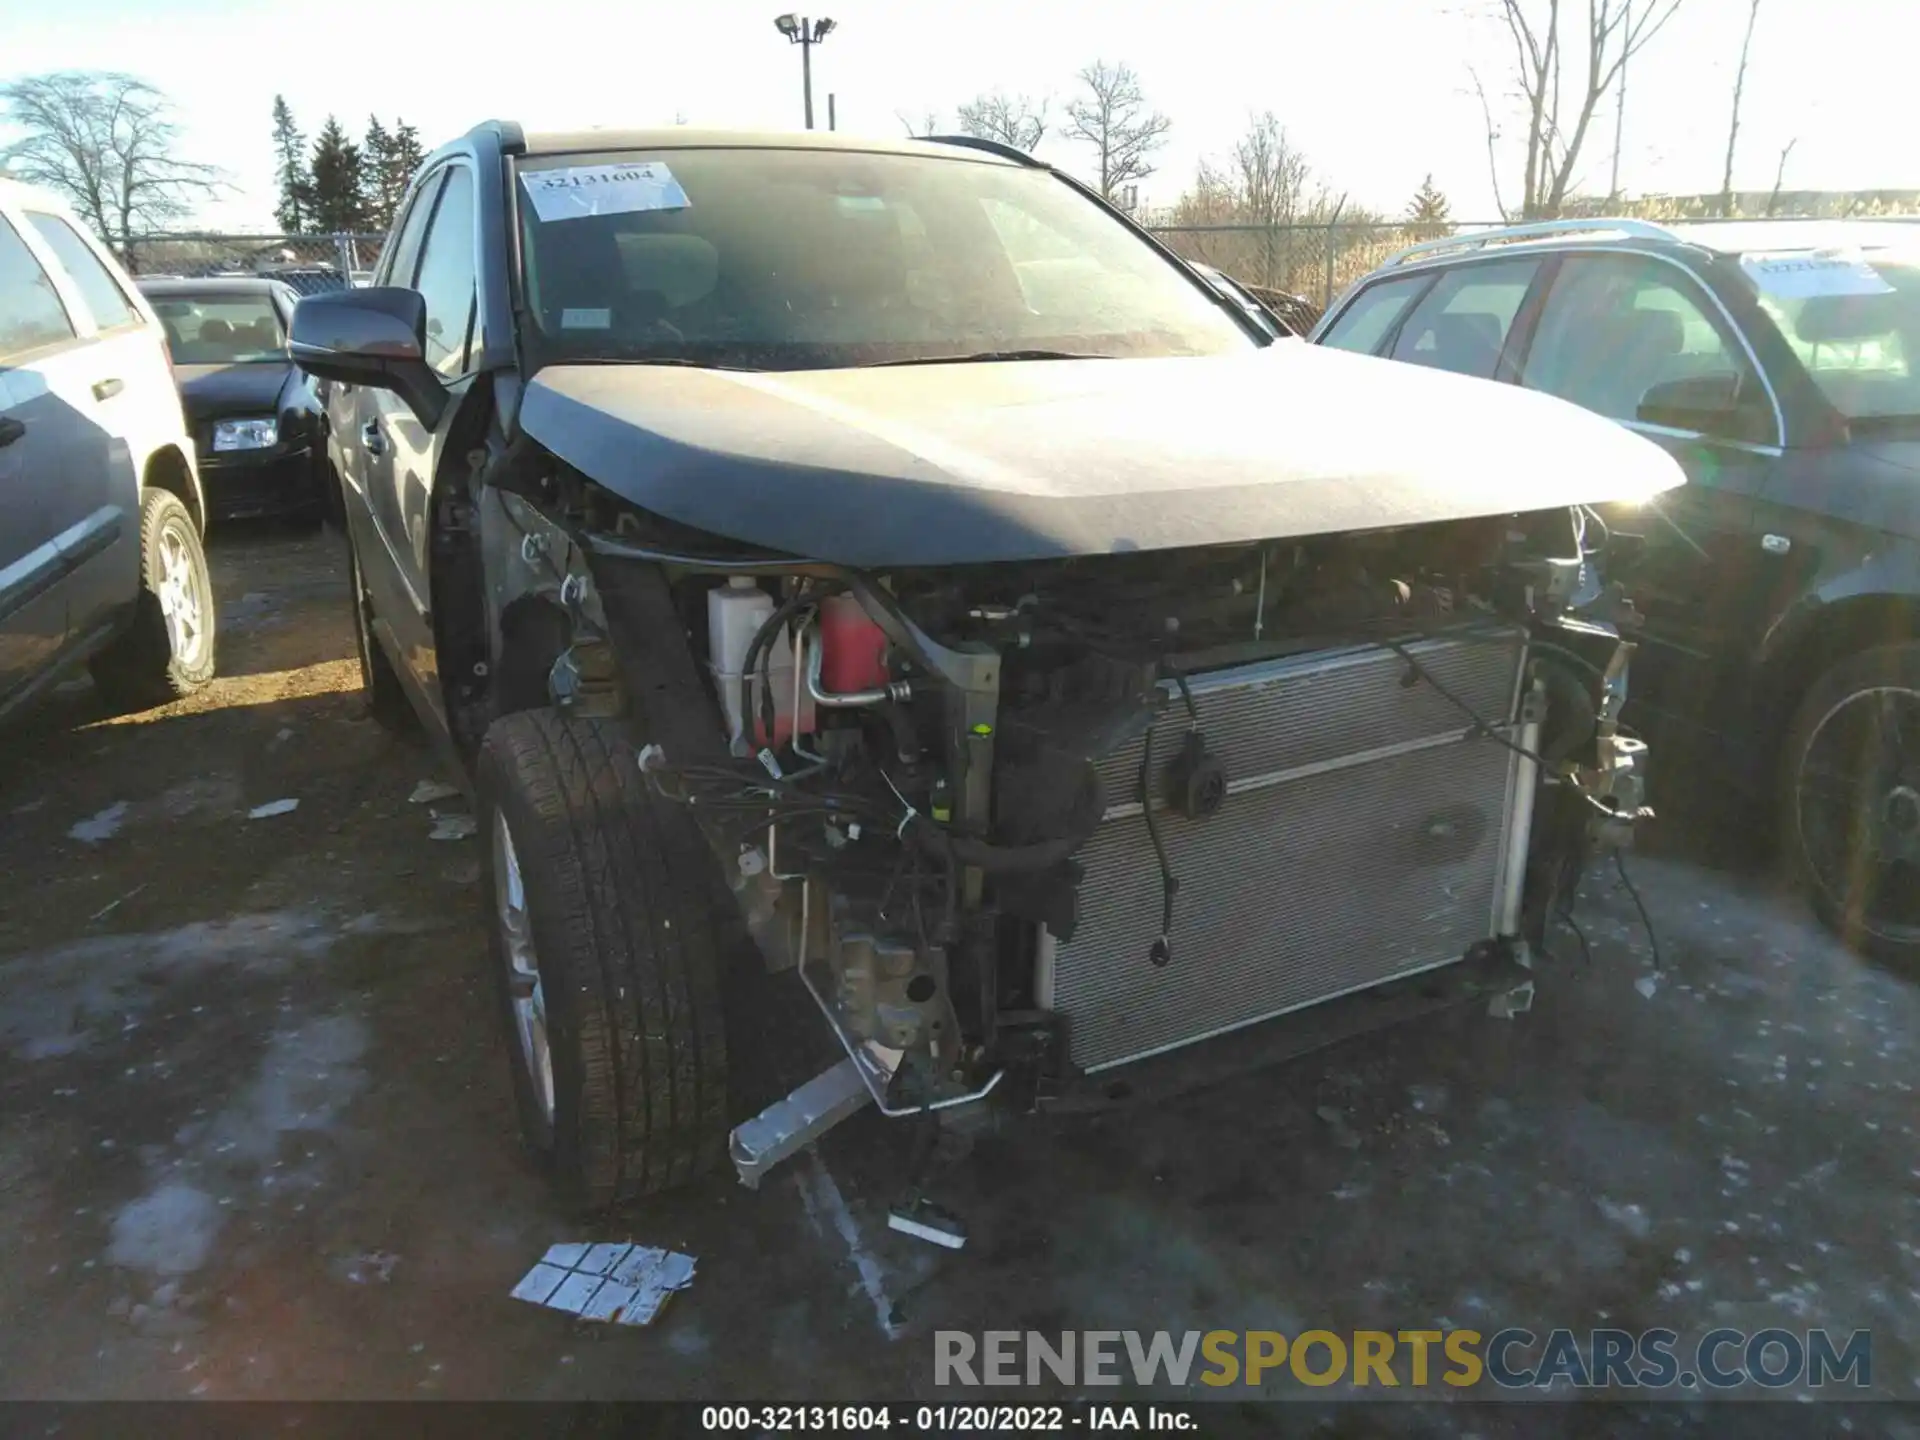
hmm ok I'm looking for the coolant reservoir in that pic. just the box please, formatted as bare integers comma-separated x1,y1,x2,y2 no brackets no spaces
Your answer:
819,592,889,693
708,577,812,753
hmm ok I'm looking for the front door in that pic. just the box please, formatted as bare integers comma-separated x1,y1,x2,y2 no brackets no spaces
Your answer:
1514,252,1783,748
356,161,481,737
20,208,156,646
0,211,93,704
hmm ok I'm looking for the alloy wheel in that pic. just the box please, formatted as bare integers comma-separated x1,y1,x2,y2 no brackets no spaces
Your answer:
1796,684,1920,943
155,524,205,666
492,810,556,1125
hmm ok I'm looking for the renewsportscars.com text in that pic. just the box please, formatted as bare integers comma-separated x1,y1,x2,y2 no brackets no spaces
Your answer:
934,1328,1872,1391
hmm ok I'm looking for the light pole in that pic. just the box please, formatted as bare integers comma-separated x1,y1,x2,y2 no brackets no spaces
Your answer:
774,14,835,130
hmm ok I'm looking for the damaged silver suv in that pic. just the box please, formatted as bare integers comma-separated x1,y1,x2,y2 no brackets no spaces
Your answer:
290,123,1680,1209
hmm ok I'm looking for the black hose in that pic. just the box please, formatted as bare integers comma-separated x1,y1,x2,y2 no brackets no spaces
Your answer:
1385,639,1623,822
1613,851,1662,971
738,587,816,749
1139,725,1179,966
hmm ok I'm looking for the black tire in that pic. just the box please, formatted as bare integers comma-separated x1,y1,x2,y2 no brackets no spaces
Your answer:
1780,641,1920,965
344,520,415,733
88,489,217,712
476,709,730,1208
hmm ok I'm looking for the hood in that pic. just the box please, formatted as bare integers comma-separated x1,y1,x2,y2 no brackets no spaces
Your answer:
519,345,1685,568
176,362,290,419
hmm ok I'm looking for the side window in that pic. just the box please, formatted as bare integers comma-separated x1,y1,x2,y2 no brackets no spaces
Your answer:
411,166,478,377
0,214,76,360
380,170,444,290
1387,258,1541,378
1319,275,1428,355
24,212,137,331
1521,256,1770,441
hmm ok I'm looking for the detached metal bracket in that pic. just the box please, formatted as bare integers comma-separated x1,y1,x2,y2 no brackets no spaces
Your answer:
729,1057,873,1190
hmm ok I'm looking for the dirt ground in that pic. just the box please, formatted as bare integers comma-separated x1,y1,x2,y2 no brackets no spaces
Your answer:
2,527,1917,1425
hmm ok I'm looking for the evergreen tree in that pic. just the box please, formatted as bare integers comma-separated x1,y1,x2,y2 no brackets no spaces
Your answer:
271,95,313,233
1406,174,1452,237
387,121,426,203
359,116,426,231
307,116,367,233
361,115,393,228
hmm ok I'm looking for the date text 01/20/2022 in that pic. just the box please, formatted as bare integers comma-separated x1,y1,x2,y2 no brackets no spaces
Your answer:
700,1406,1195,1431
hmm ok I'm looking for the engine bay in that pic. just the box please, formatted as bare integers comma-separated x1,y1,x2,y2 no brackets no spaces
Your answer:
479,466,1649,1180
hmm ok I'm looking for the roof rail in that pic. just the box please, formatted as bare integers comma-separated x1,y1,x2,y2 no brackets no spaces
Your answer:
467,119,527,155
920,134,1044,167
1384,217,1682,267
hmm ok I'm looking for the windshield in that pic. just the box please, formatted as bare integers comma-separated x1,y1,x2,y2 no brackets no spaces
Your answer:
150,293,286,364
1745,251,1920,420
513,147,1254,370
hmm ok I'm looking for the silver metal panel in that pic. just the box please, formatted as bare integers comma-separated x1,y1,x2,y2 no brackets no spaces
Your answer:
1094,634,1523,809
1053,632,1527,1072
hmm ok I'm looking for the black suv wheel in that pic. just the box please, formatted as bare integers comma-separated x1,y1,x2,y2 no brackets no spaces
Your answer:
1782,642,1920,965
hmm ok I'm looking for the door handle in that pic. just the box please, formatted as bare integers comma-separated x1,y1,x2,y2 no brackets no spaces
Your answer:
360,419,386,455
92,378,123,401
0,417,23,448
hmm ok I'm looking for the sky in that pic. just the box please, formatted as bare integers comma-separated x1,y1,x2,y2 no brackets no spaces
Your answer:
2,0,1915,234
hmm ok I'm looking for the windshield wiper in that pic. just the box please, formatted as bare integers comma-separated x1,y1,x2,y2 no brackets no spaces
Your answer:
862,349,1112,368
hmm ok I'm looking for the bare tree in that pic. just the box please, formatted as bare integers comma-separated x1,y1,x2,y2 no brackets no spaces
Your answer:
1719,0,1763,217
1764,136,1797,217
955,92,1049,153
0,72,219,249
896,109,944,138
1472,0,1688,220
1062,61,1171,200
1231,112,1312,227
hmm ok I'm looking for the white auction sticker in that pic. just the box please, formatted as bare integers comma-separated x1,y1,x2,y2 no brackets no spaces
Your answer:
522,162,690,223
1740,250,1894,300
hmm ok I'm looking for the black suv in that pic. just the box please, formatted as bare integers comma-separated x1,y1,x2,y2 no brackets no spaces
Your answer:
1314,218,1920,963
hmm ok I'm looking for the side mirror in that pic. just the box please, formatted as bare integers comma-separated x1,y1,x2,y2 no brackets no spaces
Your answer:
1635,373,1761,440
290,287,448,429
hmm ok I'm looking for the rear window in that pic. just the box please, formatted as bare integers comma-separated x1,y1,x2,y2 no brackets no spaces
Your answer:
1743,250,1920,421
1387,258,1540,378
0,214,76,360
25,212,139,331
1319,274,1427,354
513,147,1252,371
147,293,287,364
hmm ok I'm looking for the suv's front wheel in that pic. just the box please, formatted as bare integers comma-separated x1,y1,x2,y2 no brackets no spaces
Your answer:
476,709,731,1208
89,489,217,712
1782,642,1920,965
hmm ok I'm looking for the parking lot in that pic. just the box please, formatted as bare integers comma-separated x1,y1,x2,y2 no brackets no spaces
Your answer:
1,525,1917,1418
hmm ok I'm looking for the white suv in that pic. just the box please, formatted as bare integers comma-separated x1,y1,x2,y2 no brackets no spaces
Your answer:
0,178,216,718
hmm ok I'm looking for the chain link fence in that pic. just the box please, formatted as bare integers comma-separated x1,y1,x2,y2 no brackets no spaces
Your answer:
1145,211,1920,326
120,233,386,294
1145,221,1515,324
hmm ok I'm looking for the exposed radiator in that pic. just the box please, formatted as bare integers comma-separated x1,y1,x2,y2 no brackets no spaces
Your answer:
1044,631,1532,1072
